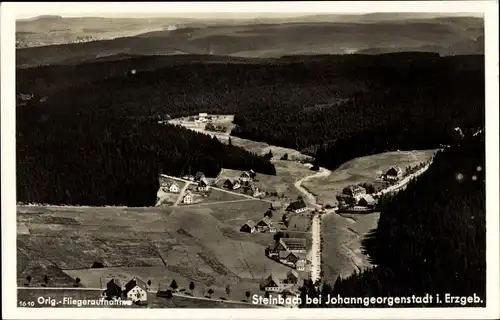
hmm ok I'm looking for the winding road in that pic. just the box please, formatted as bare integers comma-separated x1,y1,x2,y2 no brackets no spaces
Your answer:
293,166,331,284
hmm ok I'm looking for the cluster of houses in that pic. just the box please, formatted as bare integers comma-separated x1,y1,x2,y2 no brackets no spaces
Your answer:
267,237,308,271
104,277,149,305
260,269,300,294
240,215,277,234
179,172,212,204
222,170,265,198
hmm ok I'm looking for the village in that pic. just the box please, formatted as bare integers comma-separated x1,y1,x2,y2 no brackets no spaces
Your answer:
16,112,437,309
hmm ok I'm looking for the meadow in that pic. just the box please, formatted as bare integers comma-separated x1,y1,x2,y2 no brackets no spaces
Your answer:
303,150,438,206
17,200,295,304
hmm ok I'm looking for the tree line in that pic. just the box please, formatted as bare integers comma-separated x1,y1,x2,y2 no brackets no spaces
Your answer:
17,109,275,206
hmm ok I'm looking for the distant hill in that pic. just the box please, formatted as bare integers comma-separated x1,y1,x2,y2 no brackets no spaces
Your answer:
16,14,483,67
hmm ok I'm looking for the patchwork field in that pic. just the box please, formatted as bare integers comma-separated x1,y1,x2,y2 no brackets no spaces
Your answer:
16,201,296,305
303,150,438,206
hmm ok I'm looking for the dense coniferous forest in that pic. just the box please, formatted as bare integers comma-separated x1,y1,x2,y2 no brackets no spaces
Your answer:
16,53,484,205
299,133,486,307
17,109,276,206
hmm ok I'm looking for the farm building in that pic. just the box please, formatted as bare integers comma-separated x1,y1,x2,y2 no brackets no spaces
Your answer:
195,172,206,181
286,270,299,284
279,251,307,269
240,171,252,182
278,238,307,252
240,220,256,233
104,279,122,300
223,179,234,189
124,278,148,304
385,166,403,181
286,199,307,213
260,274,283,292
183,191,194,204
197,177,210,192
358,194,377,207
256,217,275,232
343,186,367,201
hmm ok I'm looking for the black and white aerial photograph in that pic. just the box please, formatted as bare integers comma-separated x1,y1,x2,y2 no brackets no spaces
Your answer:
2,1,499,319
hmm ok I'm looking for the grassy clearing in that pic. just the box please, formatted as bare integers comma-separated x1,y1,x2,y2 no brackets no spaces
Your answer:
303,150,438,206
321,212,381,285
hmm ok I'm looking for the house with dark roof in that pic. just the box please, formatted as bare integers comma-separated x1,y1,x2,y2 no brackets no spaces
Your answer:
256,217,274,232
104,279,122,300
286,269,299,284
124,278,148,304
240,171,252,182
279,251,307,269
358,194,377,207
260,274,283,292
385,166,403,181
223,179,234,190
286,199,307,213
240,220,256,233
197,177,210,192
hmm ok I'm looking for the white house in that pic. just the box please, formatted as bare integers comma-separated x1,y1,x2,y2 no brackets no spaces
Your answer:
124,278,148,305
168,182,180,193
183,191,194,204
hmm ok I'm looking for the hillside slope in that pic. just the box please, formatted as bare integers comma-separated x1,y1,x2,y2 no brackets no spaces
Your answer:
16,16,483,67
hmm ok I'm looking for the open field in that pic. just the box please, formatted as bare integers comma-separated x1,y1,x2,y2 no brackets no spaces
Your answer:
321,212,381,284
17,202,295,304
217,160,316,203
303,150,438,206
